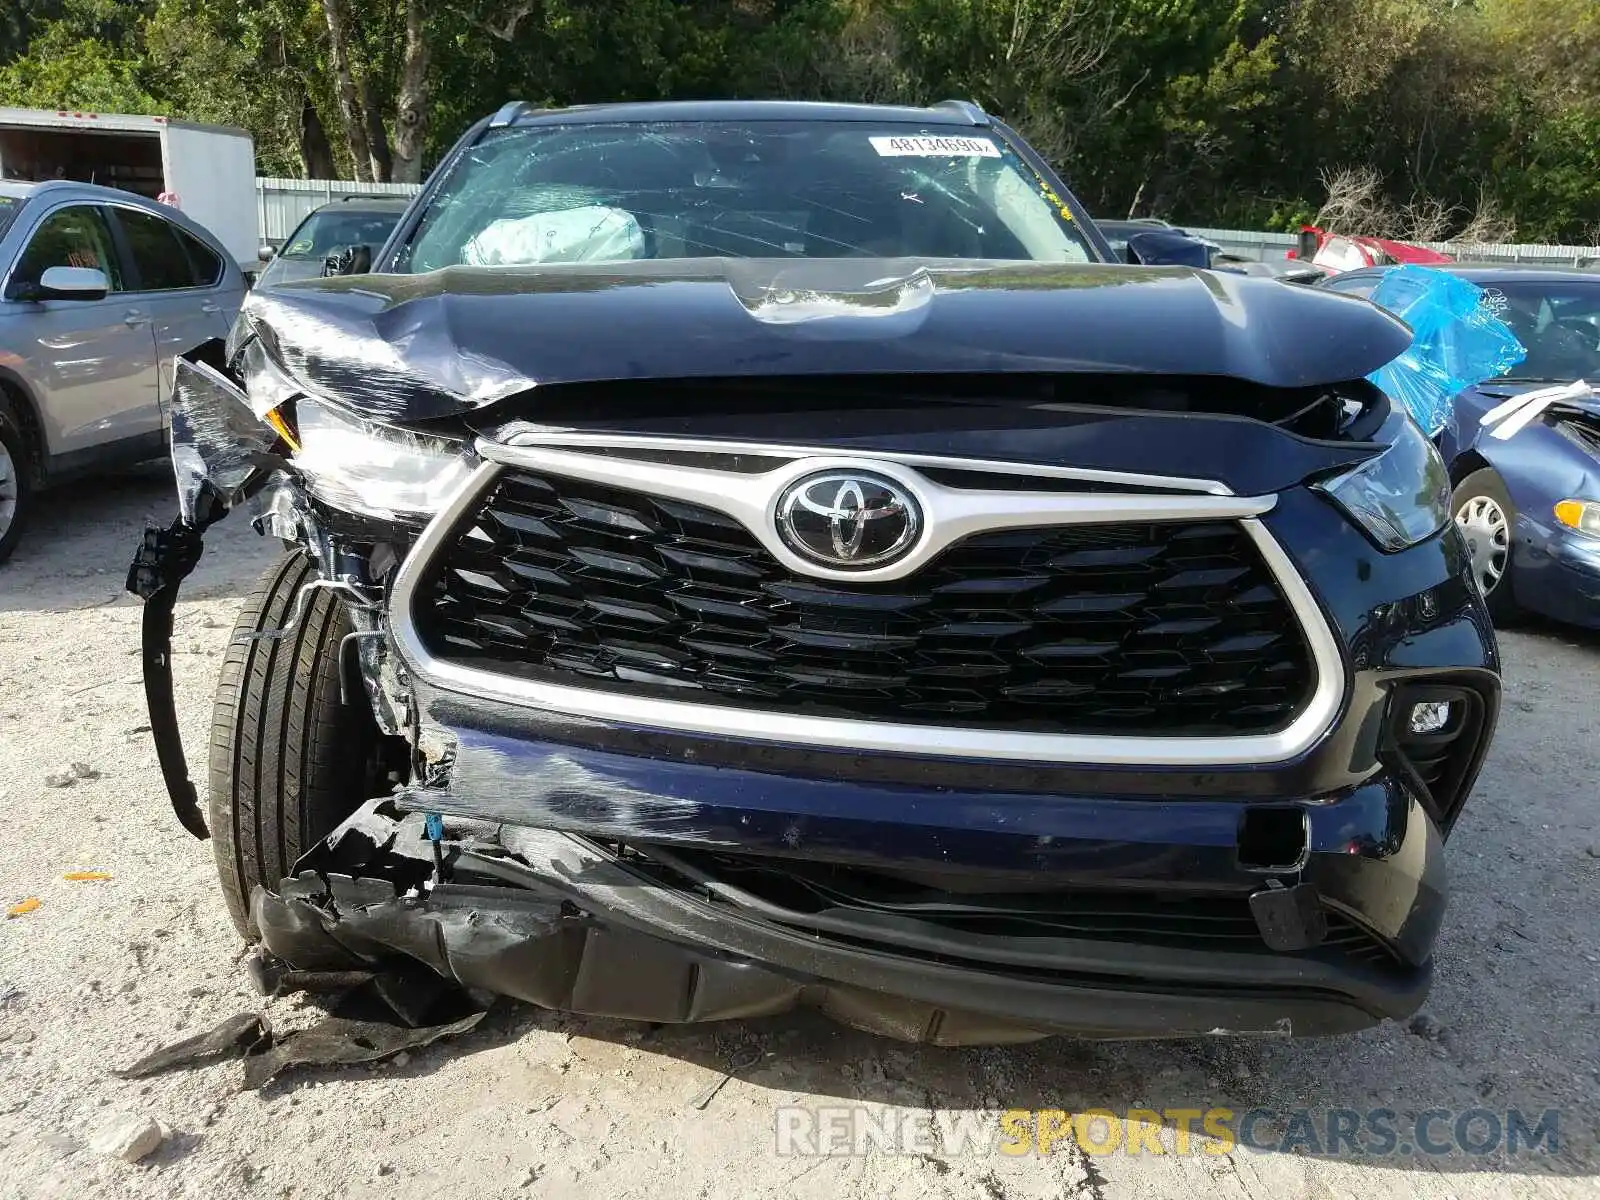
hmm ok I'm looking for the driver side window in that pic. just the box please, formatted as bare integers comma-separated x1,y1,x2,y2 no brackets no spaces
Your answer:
12,205,124,292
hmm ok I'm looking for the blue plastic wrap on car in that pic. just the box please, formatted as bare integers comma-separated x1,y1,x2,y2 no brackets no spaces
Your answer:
1365,266,1526,435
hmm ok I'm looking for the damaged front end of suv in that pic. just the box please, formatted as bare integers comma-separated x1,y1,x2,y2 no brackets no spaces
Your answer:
129,102,1500,1044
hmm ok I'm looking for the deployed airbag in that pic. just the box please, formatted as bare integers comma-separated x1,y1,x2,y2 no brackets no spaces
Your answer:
463,206,646,266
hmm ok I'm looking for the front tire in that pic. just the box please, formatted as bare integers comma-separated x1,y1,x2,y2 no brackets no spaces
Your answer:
209,551,378,935
0,395,32,566
1452,468,1520,622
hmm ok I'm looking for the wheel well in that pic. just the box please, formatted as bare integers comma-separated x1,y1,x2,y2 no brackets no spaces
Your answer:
187,337,228,374
1450,449,1493,487
0,375,46,488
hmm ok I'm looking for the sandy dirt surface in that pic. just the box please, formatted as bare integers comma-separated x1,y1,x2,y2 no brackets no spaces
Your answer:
1,463,1597,1200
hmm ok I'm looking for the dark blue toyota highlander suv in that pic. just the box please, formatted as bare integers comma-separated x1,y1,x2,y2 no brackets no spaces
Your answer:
129,100,1500,1043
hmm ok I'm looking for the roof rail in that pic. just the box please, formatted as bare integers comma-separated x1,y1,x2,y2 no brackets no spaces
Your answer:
932,99,988,124
487,100,537,129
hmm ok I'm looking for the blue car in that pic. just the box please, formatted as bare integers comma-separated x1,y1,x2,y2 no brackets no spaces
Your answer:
127,101,1501,1044
1322,266,1600,629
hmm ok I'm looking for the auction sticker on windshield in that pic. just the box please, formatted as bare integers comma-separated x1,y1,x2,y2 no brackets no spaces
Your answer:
869,135,1000,158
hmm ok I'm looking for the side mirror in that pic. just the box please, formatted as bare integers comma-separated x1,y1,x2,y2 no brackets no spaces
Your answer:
258,243,277,263
323,244,373,277
1123,229,1213,269
32,266,110,301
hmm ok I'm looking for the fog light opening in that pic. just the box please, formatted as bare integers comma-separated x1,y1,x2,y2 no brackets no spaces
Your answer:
1388,684,1488,829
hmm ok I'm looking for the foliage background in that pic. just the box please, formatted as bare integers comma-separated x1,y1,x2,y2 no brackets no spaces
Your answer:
3,0,1598,242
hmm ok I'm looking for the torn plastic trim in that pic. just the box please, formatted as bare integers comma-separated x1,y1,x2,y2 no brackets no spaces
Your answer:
346,627,411,738
251,798,1428,1041
169,357,293,530
114,976,488,1090
126,520,210,839
131,350,416,836
125,355,299,839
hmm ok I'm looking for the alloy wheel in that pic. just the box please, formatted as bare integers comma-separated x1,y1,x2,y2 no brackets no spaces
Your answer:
1455,493,1509,596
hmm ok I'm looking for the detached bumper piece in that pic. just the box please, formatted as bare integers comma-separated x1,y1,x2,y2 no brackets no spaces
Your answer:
126,520,210,840
256,798,1430,1044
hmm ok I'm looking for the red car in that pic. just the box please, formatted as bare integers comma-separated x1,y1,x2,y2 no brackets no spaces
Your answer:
1291,225,1453,273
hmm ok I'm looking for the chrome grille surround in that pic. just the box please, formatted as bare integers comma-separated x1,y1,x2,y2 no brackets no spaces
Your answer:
387,433,1345,767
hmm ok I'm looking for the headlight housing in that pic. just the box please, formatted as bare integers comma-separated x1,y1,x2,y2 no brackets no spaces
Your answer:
291,398,477,520
1554,499,1600,537
1316,415,1451,551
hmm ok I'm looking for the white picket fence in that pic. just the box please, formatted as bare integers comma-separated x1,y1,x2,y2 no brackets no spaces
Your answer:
256,177,1600,267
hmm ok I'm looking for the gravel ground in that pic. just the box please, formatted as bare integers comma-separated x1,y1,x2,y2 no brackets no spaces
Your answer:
1,463,1597,1200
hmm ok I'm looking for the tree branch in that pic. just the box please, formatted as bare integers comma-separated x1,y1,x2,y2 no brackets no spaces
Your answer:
319,0,374,181
390,0,430,184
445,0,537,43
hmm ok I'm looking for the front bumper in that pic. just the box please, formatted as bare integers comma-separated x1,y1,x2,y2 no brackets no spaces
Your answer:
256,784,1437,1042
253,456,1495,1043
254,656,1465,1042
1514,515,1600,628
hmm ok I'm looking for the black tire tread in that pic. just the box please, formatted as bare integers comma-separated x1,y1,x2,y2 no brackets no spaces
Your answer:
0,393,31,566
208,551,371,935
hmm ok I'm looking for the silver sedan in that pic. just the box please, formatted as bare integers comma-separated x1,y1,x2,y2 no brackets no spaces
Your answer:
0,179,246,563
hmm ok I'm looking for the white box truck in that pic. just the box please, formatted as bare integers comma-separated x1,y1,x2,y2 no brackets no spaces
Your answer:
0,107,258,270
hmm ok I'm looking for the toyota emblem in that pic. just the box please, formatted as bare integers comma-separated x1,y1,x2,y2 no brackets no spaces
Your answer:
775,470,921,569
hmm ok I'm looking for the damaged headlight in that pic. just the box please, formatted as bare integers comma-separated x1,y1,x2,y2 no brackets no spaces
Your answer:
291,399,477,520
1316,415,1451,551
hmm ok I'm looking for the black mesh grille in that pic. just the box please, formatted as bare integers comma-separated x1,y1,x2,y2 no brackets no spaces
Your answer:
413,468,1318,736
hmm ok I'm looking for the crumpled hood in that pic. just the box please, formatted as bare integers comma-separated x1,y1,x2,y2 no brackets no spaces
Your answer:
235,259,1412,423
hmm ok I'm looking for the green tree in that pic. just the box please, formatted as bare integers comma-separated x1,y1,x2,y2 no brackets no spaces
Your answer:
0,20,158,111
0,0,1597,240
144,0,328,177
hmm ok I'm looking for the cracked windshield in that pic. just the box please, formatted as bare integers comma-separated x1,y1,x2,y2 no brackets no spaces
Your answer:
394,122,1096,270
